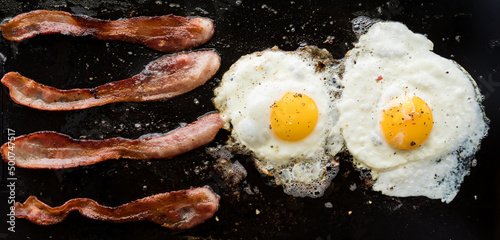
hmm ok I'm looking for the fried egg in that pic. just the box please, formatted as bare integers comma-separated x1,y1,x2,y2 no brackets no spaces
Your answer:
338,20,489,203
213,46,343,198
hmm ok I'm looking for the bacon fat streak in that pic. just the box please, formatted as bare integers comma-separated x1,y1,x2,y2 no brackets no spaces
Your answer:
1,50,220,111
1,10,215,52
0,113,224,169
14,186,219,230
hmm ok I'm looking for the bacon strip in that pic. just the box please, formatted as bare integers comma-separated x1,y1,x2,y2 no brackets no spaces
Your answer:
1,113,224,169
1,10,214,52
1,50,220,111
14,186,219,230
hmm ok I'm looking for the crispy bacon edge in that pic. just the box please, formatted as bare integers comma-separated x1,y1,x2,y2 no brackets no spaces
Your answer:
1,50,220,111
0,113,224,169
14,186,220,230
1,10,215,52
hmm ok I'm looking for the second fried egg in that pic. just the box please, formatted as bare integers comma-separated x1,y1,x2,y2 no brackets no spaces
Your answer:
338,20,488,203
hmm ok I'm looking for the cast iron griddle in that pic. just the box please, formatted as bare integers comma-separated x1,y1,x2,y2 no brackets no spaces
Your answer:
0,0,499,239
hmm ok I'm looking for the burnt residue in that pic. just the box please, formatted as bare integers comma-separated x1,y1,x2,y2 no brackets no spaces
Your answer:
213,158,247,188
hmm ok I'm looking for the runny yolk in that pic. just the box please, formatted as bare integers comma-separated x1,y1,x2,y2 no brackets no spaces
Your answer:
270,92,318,141
380,95,433,150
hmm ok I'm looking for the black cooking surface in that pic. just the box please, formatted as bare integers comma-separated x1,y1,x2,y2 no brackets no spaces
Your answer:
0,0,499,239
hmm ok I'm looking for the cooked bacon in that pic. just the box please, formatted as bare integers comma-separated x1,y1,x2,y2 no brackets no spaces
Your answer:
1,10,214,52
1,50,220,111
1,113,224,169
14,186,219,230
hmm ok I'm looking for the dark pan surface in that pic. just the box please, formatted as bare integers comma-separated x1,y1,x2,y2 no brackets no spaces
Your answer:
0,0,499,239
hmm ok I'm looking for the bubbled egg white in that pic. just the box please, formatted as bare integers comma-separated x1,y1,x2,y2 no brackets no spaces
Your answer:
213,46,343,198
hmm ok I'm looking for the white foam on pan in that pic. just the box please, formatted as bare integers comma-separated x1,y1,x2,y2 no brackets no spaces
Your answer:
351,16,381,38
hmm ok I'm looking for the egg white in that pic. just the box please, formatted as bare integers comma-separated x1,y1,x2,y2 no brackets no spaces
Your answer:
214,46,343,197
338,21,488,203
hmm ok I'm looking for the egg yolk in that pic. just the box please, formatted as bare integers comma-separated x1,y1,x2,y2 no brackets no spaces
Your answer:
380,95,433,150
271,92,318,141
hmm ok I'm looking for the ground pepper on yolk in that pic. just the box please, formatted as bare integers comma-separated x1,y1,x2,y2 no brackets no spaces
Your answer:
270,92,318,141
380,95,433,150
